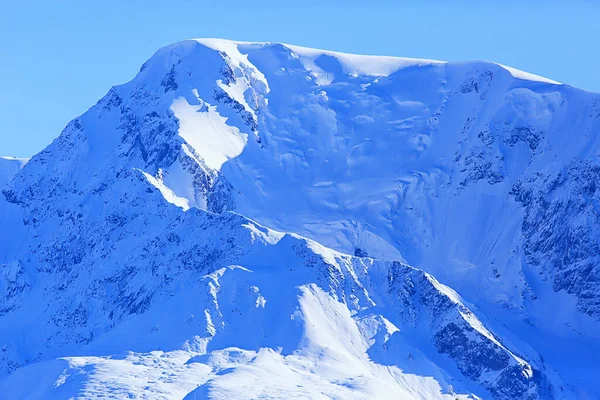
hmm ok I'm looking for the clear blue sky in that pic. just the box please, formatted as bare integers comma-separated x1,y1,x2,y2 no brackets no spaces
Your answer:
1,0,599,157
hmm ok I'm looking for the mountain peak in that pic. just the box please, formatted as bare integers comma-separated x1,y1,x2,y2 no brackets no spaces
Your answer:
153,38,561,86
1,37,597,399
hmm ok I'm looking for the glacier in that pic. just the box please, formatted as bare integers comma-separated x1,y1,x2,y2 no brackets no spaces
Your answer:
0,38,599,399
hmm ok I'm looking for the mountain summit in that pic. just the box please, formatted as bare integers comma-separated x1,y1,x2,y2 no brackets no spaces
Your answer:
0,39,598,399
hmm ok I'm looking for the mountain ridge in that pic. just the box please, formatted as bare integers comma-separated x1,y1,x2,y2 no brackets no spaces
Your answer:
173,38,562,85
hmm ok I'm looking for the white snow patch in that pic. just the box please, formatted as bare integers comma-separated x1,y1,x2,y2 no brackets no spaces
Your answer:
170,97,248,171
140,170,190,210
497,63,560,84
242,221,285,245
0,156,29,166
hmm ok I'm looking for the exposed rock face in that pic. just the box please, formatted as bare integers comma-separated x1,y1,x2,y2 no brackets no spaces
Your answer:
386,263,540,399
511,160,600,318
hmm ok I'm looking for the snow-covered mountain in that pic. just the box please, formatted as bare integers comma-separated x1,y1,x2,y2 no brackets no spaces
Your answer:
0,38,598,399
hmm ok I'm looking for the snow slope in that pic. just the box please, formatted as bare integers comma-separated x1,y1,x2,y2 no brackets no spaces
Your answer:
0,38,597,399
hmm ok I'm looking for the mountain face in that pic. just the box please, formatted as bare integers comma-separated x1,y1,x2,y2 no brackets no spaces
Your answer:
0,38,598,399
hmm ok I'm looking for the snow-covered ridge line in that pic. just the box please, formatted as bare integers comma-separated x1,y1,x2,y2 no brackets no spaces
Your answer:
494,63,559,84
0,156,29,164
190,37,560,84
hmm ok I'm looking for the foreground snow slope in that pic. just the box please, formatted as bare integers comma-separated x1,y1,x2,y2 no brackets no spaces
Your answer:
0,38,597,398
